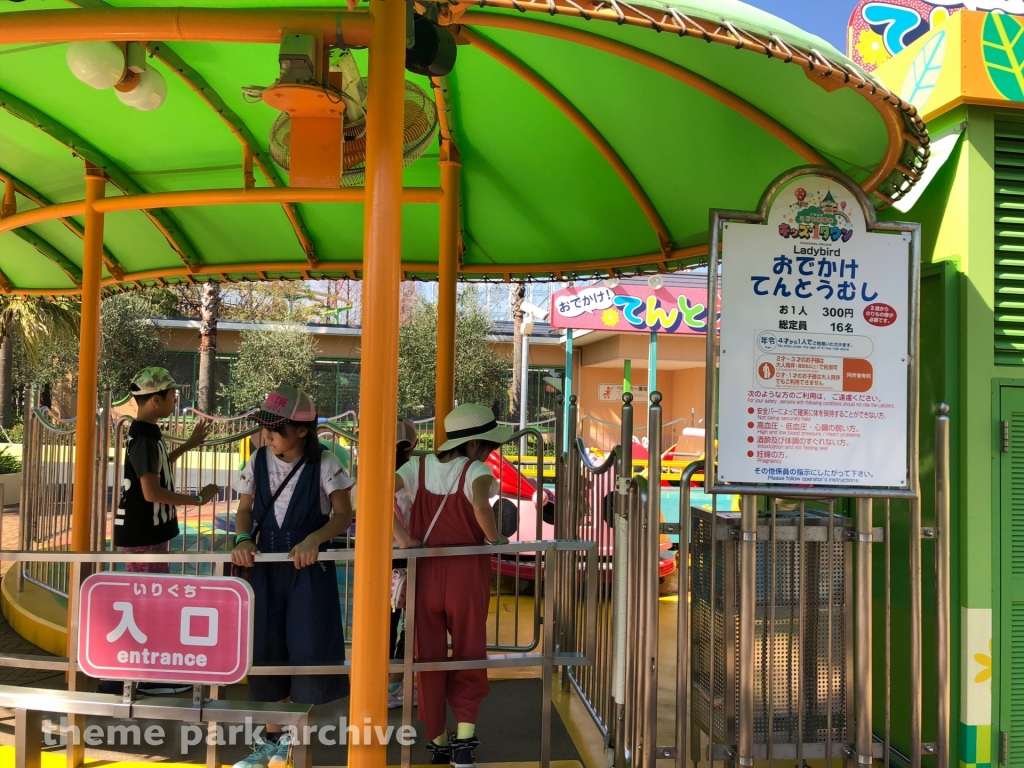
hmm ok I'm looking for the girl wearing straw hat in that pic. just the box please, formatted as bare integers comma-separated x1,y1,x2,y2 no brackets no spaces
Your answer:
394,403,511,767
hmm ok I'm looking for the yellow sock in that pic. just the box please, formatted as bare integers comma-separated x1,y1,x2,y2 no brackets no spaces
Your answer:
433,731,449,746
456,723,475,740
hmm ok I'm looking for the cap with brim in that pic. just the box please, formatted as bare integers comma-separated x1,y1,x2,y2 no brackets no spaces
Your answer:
397,419,418,449
438,403,513,452
130,367,178,396
253,385,317,428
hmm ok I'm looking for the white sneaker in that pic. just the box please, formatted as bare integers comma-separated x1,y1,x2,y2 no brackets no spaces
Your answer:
232,739,280,768
268,734,294,768
387,682,419,709
388,687,404,709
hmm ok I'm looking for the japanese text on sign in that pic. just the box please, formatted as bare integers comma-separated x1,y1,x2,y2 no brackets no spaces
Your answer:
78,573,254,685
717,176,910,488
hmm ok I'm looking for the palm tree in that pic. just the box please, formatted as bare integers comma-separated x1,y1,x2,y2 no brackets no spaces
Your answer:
0,297,79,427
197,281,221,414
509,281,525,421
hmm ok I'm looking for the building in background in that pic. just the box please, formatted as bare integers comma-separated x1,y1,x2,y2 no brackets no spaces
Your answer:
151,317,565,421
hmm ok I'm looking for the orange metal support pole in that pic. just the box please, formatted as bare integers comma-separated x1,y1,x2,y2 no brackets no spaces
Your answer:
70,164,106,553
435,143,460,448
349,0,406,765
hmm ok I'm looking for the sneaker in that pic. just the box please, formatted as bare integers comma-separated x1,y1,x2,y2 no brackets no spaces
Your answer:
268,734,293,768
426,737,452,765
450,736,480,768
388,682,419,709
232,739,280,768
388,687,404,709
135,681,192,696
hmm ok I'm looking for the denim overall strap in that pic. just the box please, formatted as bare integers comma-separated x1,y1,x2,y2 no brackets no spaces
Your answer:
254,448,324,554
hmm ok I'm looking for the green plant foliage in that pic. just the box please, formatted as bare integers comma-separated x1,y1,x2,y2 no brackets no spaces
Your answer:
0,446,22,475
983,12,1024,101
24,292,167,398
219,325,320,413
398,293,511,418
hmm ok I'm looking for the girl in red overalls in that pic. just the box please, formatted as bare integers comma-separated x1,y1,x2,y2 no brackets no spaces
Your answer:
394,404,511,768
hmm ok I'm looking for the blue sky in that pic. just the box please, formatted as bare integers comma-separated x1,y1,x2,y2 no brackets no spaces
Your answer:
743,1,854,52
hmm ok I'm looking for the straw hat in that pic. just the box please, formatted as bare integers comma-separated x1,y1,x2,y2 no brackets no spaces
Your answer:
438,403,513,452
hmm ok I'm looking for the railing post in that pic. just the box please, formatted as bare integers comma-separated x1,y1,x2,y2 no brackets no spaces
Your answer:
737,494,756,768
92,389,111,552
612,392,634,768
935,404,951,768
676,460,702,768
17,384,38,593
641,392,662,768
561,395,579,693
855,497,873,768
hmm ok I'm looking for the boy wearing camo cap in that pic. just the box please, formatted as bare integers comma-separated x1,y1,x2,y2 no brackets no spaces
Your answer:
101,367,218,697
116,367,218,568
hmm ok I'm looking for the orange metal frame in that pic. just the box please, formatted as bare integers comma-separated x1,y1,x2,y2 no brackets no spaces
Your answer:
461,13,830,168
0,7,372,47
463,27,673,256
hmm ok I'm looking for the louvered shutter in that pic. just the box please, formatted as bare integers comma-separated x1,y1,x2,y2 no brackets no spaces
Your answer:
996,121,1024,365
1000,388,1024,764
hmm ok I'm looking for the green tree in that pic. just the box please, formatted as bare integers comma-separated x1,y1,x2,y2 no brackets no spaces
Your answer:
398,293,510,418
220,325,320,413
27,292,167,399
0,298,78,426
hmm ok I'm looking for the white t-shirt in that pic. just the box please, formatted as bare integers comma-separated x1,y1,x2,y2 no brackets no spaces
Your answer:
235,450,354,527
395,455,497,525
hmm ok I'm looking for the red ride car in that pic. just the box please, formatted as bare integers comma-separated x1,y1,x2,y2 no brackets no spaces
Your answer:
486,451,677,583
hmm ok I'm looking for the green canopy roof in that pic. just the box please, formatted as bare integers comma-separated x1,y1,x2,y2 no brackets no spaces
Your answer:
0,0,928,293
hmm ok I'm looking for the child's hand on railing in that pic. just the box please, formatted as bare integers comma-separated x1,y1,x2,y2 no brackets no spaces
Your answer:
288,536,321,569
231,538,257,568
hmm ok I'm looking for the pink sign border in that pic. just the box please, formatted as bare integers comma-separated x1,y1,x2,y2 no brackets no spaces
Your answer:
78,573,255,685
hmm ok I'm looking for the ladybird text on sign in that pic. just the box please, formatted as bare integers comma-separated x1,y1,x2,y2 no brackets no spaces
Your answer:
78,573,254,685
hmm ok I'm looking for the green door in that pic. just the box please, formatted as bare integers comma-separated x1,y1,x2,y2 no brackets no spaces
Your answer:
1000,387,1024,765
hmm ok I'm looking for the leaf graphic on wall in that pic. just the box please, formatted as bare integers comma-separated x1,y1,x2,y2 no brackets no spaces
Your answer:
983,12,1024,102
901,29,945,110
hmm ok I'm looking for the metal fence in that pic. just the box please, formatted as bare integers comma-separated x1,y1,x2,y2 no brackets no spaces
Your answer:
555,394,621,741
17,391,553,653
599,395,952,768
3,539,597,768
580,413,701,460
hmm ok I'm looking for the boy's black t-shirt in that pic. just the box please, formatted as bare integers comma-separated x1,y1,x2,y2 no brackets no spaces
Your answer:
114,420,179,547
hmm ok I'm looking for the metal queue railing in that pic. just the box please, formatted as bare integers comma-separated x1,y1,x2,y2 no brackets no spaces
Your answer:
18,390,553,653
600,396,953,768
580,412,700,459
1,540,598,768
556,392,620,741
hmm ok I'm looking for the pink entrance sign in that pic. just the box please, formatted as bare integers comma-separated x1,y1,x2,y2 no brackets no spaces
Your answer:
78,573,254,685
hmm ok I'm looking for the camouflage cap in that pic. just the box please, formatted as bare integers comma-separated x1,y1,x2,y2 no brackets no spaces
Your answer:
129,367,178,396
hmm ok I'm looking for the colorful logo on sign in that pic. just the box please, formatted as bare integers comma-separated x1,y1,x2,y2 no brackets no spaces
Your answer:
550,284,717,335
845,0,1018,71
776,188,854,243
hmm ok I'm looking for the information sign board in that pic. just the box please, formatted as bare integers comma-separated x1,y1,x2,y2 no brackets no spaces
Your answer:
78,573,254,685
716,173,912,488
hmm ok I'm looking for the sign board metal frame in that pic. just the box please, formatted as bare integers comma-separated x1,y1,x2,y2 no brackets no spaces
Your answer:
703,165,920,499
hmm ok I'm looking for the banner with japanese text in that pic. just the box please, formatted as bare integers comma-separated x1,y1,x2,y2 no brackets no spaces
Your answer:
717,175,911,488
549,283,714,334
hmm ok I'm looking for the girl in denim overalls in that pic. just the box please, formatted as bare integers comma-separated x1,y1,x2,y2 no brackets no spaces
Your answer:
231,385,354,768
